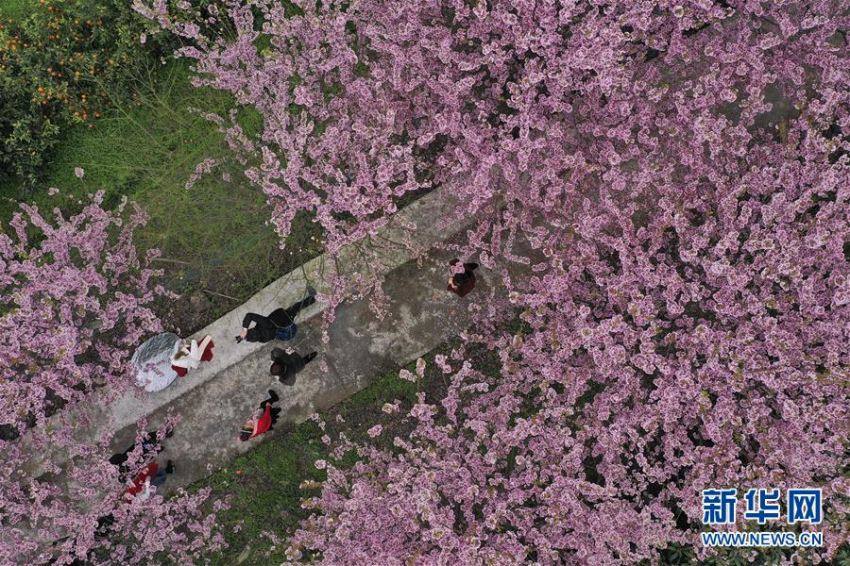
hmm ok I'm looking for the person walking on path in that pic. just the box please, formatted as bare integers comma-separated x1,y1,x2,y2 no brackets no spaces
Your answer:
170,334,214,377
236,288,316,344
447,259,479,298
239,390,281,442
270,347,317,386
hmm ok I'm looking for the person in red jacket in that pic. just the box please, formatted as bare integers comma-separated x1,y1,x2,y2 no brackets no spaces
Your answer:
239,389,281,441
124,459,174,501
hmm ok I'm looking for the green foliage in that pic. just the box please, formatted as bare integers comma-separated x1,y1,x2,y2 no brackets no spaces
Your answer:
837,545,850,566
5,60,323,333
280,0,305,18
200,423,328,565
0,0,168,188
0,0,35,21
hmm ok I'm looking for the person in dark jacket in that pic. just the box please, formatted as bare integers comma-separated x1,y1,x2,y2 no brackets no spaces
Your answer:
447,259,479,298
270,347,318,385
239,390,281,441
236,288,316,343
109,428,172,483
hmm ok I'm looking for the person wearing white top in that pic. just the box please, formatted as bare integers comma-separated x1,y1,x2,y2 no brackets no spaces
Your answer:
170,334,213,371
135,478,154,502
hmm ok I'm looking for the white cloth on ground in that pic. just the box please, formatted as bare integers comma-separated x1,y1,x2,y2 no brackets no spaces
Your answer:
131,332,180,392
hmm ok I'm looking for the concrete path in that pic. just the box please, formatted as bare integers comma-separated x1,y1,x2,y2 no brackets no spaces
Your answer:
20,188,470,479
108,186,471,434
117,245,489,494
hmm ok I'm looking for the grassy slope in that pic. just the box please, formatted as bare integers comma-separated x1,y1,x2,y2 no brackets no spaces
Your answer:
3,59,323,333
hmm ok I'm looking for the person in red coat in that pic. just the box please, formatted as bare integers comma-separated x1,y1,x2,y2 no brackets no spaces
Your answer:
447,259,479,298
125,461,158,498
239,389,281,441
124,459,174,501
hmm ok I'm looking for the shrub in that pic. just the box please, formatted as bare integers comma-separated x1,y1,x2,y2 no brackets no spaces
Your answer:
0,0,172,189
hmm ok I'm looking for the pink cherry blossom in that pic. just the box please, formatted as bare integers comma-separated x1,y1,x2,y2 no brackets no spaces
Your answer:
136,0,850,562
0,194,225,563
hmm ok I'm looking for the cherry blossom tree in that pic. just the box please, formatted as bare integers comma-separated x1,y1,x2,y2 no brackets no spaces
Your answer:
138,0,850,563
0,193,163,436
0,194,225,564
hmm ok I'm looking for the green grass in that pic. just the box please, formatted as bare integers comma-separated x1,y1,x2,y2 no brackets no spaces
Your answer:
0,0,35,21
2,59,323,333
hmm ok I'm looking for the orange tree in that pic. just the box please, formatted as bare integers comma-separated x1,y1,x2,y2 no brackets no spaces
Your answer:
0,0,172,189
